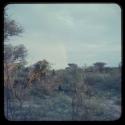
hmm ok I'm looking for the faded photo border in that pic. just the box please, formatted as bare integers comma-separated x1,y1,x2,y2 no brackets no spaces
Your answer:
0,0,124,124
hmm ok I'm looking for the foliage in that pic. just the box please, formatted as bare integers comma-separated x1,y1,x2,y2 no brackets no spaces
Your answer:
93,62,106,72
4,14,23,40
4,11,121,121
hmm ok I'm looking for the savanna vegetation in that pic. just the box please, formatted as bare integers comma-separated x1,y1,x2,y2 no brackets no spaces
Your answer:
4,12,121,121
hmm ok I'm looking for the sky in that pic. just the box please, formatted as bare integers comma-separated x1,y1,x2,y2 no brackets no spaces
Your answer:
5,4,121,69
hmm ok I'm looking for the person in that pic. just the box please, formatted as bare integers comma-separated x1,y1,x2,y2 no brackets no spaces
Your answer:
52,69,56,76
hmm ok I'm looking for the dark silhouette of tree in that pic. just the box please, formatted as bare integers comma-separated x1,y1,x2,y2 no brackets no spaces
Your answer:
93,62,106,72
4,14,23,40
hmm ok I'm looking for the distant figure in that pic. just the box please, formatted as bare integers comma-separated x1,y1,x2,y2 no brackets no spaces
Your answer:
52,69,56,76
58,85,63,91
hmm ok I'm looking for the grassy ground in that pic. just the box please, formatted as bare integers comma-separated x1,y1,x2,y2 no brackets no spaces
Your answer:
5,90,121,121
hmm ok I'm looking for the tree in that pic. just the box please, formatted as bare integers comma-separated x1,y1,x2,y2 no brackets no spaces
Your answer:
93,62,106,72
13,44,27,64
28,60,51,86
68,63,86,120
68,63,78,70
35,60,50,71
4,44,14,63
4,14,23,40
4,11,27,120
4,44,27,64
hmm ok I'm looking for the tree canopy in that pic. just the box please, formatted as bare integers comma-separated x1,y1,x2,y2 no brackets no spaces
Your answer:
4,14,23,40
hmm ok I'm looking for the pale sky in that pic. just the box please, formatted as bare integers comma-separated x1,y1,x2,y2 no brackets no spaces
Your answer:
5,4,121,69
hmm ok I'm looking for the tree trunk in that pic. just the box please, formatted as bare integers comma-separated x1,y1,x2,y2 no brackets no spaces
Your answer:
4,63,13,120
